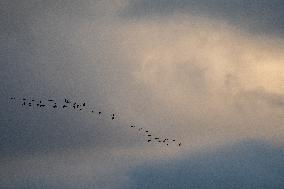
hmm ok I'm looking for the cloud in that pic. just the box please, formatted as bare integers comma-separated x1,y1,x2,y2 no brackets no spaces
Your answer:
125,140,284,189
112,15,284,146
1,0,284,188
121,0,284,37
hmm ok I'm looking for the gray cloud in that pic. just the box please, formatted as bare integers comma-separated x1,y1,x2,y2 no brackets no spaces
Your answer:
0,0,140,158
1,0,284,188
121,0,284,37
125,140,284,189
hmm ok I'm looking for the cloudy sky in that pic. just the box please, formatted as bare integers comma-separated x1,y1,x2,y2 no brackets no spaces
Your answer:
0,0,283,188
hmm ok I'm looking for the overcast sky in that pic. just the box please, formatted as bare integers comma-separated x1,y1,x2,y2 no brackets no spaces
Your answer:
1,1,284,188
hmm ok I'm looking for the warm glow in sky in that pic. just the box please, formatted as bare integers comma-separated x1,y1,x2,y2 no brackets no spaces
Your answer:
1,1,284,188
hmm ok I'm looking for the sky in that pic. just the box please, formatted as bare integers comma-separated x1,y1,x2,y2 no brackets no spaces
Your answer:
0,0,284,188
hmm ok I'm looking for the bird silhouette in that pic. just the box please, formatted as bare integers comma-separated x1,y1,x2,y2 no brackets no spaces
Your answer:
65,99,70,103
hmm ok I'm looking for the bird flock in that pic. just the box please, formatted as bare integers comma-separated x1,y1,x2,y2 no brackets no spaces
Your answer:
9,97,182,147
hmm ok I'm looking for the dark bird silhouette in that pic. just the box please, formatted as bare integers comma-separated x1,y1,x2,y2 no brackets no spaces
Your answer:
98,111,101,114
82,103,86,106
65,99,70,103
145,131,149,133
154,137,159,140
112,116,115,120
48,100,54,102
31,100,35,101
22,102,26,106
178,143,181,146
40,104,45,107
23,98,26,101
53,104,57,108
63,105,67,108
131,125,135,128
91,110,94,113
172,139,176,142
28,103,32,106
148,135,151,137
147,140,151,142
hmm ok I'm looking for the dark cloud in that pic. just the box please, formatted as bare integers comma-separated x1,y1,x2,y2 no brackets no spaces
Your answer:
0,0,136,158
121,0,284,37
1,1,283,188
126,140,284,189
